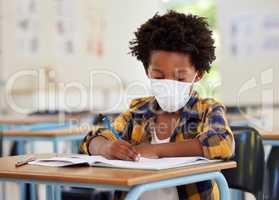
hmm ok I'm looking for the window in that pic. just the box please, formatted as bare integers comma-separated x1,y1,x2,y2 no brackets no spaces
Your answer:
163,0,221,99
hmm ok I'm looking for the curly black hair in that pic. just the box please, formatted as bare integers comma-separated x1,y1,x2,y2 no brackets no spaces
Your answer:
129,10,216,73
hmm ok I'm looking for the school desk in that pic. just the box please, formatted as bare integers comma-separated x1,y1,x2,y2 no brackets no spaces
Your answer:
0,113,92,147
1,125,92,154
0,113,91,125
2,126,94,200
0,126,93,200
259,129,279,146
227,114,266,127
0,154,236,200
0,115,93,200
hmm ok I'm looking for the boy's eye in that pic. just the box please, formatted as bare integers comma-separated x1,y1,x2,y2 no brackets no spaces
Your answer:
154,77,164,79
176,76,187,81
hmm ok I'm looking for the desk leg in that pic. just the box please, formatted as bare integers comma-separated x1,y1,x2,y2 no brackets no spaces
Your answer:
125,172,230,200
53,138,59,153
30,183,37,200
52,138,61,200
55,186,61,200
214,172,231,200
1,183,6,200
28,142,37,200
17,142,27,200
17,141,25,155
30,142,35,153
70,140,79,153
46,185,55,200
19,182,26,200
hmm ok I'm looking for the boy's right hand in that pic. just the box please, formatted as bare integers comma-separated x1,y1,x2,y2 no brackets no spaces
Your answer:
104,140,140,161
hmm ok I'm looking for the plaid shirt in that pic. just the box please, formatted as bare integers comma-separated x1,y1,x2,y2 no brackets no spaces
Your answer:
80,92,235,200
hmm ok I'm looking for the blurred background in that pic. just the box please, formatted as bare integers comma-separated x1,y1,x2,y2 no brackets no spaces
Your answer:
0,0,279,199
0,0,278,118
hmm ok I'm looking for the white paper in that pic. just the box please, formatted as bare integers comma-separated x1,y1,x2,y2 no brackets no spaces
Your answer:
29,154,219,170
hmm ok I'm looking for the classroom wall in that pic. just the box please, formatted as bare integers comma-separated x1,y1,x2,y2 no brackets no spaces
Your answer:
1,0,279,129
0,0,163,114
217,0,279,107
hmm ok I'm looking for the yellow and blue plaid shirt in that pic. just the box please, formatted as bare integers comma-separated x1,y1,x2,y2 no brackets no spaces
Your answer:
80,92,235,200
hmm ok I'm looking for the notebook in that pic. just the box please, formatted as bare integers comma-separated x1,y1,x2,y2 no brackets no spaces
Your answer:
29,154,220,170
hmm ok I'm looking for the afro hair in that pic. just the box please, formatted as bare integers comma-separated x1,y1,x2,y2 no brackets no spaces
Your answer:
129,10,216,73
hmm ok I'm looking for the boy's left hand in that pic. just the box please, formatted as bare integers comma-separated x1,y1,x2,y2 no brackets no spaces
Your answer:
134,144,159,159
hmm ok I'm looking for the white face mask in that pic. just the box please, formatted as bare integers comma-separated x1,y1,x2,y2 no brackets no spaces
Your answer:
150,73,198,112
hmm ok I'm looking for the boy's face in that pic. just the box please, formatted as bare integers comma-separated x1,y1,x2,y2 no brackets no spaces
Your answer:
147,50,202,82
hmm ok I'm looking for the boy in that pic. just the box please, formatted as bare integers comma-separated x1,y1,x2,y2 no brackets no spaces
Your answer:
81,11,234,200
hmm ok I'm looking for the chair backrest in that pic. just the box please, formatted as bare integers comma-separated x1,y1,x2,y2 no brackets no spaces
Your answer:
92,113,120,125
226,106,247,114
0,131,2,156
222,126,264,197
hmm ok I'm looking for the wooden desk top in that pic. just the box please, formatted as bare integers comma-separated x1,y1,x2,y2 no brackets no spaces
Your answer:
0,154,236,186
259,129,279,140
226,114,262,121
227,114,247,121
2,126,93,137
0,113,92,125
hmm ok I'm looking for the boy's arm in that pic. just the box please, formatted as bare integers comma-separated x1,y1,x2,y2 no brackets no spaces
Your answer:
136,102,234,159
89,136,139,161
80,97,150,160
80,111,139,161
135,139,203,158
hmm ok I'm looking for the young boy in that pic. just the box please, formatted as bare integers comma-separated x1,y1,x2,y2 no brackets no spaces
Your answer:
80,11,234,200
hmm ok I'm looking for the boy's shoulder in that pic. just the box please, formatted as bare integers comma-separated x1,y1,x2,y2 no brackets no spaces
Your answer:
129,96,154,111
195,97,225,112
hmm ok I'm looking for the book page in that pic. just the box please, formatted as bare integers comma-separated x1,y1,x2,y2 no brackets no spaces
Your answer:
29,156,88,167
29,155,218,170
93,156,211,170
70,155,213,170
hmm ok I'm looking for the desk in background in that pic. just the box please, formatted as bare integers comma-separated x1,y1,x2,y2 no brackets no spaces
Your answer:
0,114,94,200
2,126,93,153
227,114,267,127
0,113,92,125
259,129,279,146
0,113,95,154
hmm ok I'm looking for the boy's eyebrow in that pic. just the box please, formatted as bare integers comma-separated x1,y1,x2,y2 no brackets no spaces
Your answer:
173,69,188,77
150,68,163,73
175,69,188,73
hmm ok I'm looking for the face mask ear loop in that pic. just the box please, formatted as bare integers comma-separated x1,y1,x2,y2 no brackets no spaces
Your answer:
188,72,198,97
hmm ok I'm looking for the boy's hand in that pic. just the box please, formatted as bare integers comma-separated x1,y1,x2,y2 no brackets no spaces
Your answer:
103,140,140,161
134,144,159,159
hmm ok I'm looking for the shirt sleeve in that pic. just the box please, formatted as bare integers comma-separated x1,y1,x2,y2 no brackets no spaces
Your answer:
196,102,235,160
79,111,132,155
79,97,150,155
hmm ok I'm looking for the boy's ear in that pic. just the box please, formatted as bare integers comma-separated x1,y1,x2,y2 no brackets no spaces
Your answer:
146,67,151,77
196,71,204,81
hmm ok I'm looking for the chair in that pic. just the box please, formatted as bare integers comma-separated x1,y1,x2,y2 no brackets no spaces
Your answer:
61,188,112,200
61,113,117,200
226,106,247,114
0,130,2,156
222,126,265,200
266,146,279,200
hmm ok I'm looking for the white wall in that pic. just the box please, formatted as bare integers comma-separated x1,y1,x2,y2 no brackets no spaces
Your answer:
217,0,279,106
0,0,163,114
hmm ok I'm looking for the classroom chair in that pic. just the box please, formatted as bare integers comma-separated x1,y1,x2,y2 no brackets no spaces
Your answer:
60,113,118,200
222,126,265,200
0,131,2,156
226,106,247,114
29,109,91,116
266,146,279,200
61,188,112,200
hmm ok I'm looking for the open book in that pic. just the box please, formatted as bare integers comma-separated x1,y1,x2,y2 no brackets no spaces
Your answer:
29,154,220,170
